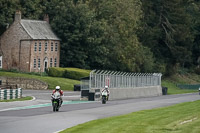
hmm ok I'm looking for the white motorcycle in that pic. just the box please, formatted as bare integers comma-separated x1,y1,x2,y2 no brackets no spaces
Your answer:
51,91,61,112
101,90,108,104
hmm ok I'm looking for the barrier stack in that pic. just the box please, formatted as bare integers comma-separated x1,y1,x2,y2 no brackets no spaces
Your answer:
0,88,22,100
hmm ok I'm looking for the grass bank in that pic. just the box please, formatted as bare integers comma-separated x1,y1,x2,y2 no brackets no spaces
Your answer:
0,71,80,90
162,73,200,94
61,100,200,133
0,96,32,102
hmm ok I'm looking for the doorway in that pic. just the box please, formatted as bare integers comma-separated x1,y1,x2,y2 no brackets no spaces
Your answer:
0,56,2,69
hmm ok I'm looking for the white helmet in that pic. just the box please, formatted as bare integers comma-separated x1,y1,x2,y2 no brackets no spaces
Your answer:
105,86,108,89
56,86,60,90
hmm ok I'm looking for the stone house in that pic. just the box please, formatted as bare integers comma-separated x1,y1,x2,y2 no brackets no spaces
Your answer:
0,11,60,72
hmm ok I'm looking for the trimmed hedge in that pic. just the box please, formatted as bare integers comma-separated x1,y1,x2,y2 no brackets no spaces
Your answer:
48,67,91,80
48,67,66,77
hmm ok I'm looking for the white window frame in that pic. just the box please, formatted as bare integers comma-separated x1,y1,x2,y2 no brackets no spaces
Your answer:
55,42,58,52
34,42,37,52
51,42,54,51
39,42,41,52
54,58,57,67
38,58,40,68
50,58,53,67
34,58,36,69
45,42,48,52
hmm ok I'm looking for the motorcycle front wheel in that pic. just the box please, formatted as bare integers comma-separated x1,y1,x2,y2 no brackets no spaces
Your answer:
53,102,57,112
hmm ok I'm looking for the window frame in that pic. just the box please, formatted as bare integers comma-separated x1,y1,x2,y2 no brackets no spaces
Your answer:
45,42,48,52
51,42,54,52
34,58,36,69
55,42,58,52
34,42,37,52
50,58,53,67
38,58,40,68
39,42,41,52
54,58,57,67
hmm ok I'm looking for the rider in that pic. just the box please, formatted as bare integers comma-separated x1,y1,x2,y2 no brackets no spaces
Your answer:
101,85,110,100
52,86,64,106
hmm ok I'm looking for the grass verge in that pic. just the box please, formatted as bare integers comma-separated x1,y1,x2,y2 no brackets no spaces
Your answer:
61,100,200,133
162,73,200,94
0,71,80,90
162,80,198,94
0,96,33,102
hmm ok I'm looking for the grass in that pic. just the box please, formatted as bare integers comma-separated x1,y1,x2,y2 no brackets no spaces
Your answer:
0,71,80,90
0,96,33,102
162,80,198,94
162,73,200,94
61,100,200,133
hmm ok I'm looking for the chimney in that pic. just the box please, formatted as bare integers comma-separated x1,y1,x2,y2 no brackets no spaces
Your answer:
43,14,49,23
15,11,21,22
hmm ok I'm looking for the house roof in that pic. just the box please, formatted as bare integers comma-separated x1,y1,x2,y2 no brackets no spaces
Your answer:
20,19,60,40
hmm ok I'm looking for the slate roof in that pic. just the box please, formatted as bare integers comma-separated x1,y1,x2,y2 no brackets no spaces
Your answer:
20,19,60,40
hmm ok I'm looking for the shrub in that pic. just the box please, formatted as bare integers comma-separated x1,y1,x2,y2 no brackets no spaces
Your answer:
63,69,90,80
48,67,65,77
48,67,91,80
195,67,200,75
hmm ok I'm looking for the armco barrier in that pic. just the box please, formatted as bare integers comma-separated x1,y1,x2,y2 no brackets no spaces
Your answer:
0,88,22,100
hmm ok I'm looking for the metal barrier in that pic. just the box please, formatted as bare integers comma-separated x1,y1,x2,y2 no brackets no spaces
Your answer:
89,70,162,90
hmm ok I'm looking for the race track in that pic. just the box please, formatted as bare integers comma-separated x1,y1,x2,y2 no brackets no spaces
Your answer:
0,90,199,133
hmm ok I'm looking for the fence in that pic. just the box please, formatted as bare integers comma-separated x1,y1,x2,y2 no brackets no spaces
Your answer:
81,70,162,91
0,88,22,100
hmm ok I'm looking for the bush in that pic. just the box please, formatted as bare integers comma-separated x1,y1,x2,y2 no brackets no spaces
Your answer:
195,67,200,75
48,67,91,80
48,67,65,77
63,69,89,80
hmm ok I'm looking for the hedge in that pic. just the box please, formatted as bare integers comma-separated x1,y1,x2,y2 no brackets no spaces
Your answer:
48,67,91,80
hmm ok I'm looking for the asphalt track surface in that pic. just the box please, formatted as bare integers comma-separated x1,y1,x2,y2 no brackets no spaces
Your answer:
0,90,200,133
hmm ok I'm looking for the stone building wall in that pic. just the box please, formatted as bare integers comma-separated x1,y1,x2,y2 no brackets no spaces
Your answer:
0,77,48,90
30,40,60,72
0,20,31,71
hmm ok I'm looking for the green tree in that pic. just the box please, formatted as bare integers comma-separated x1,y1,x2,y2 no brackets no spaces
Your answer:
89,0,154,72
0,0,19,36
139,0,194,74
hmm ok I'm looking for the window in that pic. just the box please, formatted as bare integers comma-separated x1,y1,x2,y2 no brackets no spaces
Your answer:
50,58,53,67
55,42,58,51
39,42,41,52
45,42,48,52
54,58,57,67
34,58,36,68
34,42,37,52
38,58,40,68
51,42,53,51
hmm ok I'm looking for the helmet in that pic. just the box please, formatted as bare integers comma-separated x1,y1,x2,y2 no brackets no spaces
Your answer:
105,86,108,89
56,86,60,90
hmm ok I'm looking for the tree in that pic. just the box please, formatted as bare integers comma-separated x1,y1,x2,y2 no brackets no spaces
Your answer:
139,0,194,74
0,0,19,36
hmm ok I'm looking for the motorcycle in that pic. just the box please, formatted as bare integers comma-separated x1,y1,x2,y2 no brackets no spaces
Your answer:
101,90,108,104
51,91,61,112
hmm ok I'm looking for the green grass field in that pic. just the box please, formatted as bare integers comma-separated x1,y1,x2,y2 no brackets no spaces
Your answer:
0,96,32,102
162,80,198,94
0,71,80,90
61,100,200,133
